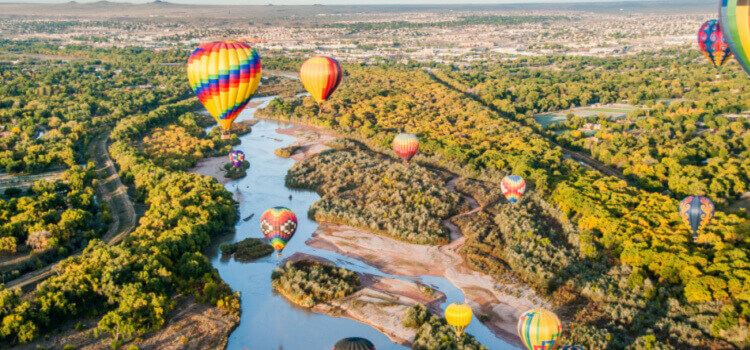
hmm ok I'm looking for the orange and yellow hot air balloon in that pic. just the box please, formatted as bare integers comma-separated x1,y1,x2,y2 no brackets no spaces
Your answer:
445,303,473,338
517,308,561,350
300,56,342,106
187,41,261,139
393,133,419,163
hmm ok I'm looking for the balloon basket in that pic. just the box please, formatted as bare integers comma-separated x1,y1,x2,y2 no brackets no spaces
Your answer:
277,252,282,258
221,130,231,140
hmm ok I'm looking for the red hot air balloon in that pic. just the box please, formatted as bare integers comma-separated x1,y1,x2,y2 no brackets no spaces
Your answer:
393,133,419,163
260,207,298,257
300,56,343,106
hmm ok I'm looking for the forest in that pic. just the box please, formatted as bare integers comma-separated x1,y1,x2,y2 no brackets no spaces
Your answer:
271,259,360,308
260,54,750,349
285,138,466,245
219,238,273,262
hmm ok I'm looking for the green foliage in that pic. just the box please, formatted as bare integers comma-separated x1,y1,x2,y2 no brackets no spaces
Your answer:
286,140,464,245
403,304,487,350
274,145,300,158
224,161,250,180
220,238,273,262
271,260,359,308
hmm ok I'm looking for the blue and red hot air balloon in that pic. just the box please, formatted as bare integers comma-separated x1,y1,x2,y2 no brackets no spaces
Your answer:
679,196,714,240
698,19,732,68
501,175,526,204
260,207,298,257
229,150,245,168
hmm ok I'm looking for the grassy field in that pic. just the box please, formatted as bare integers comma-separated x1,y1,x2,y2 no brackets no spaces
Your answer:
534,105,638,128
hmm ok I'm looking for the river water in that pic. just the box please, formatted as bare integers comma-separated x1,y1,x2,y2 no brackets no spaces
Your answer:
204,97,517,350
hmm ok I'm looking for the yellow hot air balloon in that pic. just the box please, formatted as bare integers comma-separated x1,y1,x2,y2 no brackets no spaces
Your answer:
517,308,561,350
299,56,342,106
445,303,473,337
187,41,261,139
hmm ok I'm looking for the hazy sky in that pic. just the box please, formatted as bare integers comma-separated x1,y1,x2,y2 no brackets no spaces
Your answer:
0,0,675,4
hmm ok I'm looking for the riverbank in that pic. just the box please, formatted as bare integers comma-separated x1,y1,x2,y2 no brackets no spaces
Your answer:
274,123,336,161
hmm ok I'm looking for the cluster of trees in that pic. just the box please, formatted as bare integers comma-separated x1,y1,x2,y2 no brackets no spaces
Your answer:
402,304,486,350
219,238,273,262
0,41,192,174
260,56,749,348
271,260,360,308
143,124,215,171
0,100,239,346
285,139,464,245
433,50,750,206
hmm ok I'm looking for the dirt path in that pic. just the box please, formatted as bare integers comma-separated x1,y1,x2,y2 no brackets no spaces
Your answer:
5,134,137,291
443,176,482,249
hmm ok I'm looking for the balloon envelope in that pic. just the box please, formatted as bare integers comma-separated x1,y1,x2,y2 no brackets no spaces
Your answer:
333,337,375,350
445,303,473,337
393,133,419,163
229,150,245,167
187,41,261,136
517,308,561,350
561,346,586,350
501,175,526,204
699,20,732,68
679,196,714,240
260,207,298,255
300,56,343,104
721,1,750,76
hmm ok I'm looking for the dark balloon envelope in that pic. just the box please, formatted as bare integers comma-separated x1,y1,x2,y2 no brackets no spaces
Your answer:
333,337,375,350
679,196,714,240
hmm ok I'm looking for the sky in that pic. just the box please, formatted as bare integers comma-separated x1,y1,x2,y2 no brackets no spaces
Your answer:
0,0,676,4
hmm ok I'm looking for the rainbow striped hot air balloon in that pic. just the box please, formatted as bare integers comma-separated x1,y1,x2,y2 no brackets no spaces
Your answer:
721,0,750,77
187,41,261,139
517,308,561,350
393,133,419,163
333,337,375,350
300,56,343,106
679,196,715,240
445,303,473,338
229,150,245,168
260,207,298,257
699,20,732,68
501,175,526,204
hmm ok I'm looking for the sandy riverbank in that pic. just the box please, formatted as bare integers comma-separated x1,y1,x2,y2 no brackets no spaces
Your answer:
189,156,230,185
275,123,336,161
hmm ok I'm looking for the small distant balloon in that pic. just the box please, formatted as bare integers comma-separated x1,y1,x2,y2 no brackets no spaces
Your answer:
300,56,343,105
501,175,526,204
698,20,732,68
517,308,561,350
445,303,473,338
393,133,419,163
229,150,245,168
187,41,261,139
679,196,714,240
333,337,375,350
260,207,298,257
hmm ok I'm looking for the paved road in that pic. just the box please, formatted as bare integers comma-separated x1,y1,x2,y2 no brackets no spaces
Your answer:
5,134,136,291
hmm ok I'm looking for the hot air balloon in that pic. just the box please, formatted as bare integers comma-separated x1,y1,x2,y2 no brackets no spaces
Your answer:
517,308,561,350
445,303,473,338
561,346,586,350
679,196,714,240
501,175,526,204
699,20,732,68
260,207,297,257
300,56,342,106
721,1,750,77
393,133,419,163
187,41,261,139
333,337,375,350
229,150,245,168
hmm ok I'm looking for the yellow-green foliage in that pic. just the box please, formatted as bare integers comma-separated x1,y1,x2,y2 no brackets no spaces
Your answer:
271,260,359,308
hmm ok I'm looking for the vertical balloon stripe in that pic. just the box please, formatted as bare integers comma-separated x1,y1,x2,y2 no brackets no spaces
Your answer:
518,309,561,350
722,0,750,76
300,56,343,104
393,133,419,162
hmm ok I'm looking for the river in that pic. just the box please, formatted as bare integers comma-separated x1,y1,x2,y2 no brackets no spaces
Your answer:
204,96,518,350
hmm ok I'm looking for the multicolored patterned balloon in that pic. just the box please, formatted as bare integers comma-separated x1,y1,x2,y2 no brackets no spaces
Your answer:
393,133,419,163
445,303,473,337
517,308,561,350
229,150,245,167
187,41,261,139
699,20,732,68
561,346,586,350
300,56,342,105
333,337,375,350
260,207,298,256
679,196,714,240
501,175,526,204
721,1,750,77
